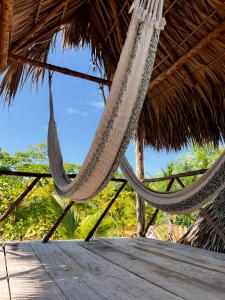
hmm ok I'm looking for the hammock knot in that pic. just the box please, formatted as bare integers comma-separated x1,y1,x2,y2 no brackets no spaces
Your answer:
129,0,166,30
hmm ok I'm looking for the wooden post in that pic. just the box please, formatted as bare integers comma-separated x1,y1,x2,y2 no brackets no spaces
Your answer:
135,133,145,237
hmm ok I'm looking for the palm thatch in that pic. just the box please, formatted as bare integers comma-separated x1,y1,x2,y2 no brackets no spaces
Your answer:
0,0,225,150
179,189,225,253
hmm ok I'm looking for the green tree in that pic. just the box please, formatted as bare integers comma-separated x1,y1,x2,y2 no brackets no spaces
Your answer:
0,143,222,241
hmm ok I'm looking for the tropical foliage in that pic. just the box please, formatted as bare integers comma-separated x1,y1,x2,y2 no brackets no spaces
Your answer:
0,143,223,241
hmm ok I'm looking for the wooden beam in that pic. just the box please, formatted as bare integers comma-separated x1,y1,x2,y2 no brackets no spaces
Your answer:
0,178,40,223
0,0,13,72
149,20,225,90
110,0,124,49
11,1,67,54
9,54,112,86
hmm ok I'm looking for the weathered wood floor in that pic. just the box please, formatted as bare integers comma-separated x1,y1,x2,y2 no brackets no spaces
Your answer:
1,238,225,300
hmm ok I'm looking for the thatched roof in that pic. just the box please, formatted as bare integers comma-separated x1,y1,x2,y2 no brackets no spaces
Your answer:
0,0,225,150
179,189,225,253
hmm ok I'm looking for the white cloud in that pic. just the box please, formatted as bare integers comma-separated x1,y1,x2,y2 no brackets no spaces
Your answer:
66,107,78,115
65,107,87,117
90,101,104,110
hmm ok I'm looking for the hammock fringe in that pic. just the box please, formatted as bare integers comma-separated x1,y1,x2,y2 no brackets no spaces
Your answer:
129,0,166,29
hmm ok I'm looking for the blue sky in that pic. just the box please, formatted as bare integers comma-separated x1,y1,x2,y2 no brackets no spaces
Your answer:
0,42,188,177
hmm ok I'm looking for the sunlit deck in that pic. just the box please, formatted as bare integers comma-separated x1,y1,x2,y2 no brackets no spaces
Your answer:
1,238,225,300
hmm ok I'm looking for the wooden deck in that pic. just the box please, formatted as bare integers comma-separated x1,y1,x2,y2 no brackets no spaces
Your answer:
1,238,225,300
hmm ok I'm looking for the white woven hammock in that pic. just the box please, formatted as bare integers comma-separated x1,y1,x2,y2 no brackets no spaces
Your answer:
48,0,165,201
120,156,225,214
48,0,225,214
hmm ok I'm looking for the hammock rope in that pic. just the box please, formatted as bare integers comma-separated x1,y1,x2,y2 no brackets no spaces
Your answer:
48,0,165,201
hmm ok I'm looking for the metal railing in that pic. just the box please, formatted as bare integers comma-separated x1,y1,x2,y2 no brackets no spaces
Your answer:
0,168,207,241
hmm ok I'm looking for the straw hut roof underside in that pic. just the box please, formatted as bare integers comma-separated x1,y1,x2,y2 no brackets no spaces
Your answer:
0,0,225,150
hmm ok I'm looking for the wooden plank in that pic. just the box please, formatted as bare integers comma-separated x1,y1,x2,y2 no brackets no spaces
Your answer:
111,237,225,276
80,238,225,300
0,246,10,300
4,242,67,300
32,241,180,300
141,238,225,264
120,238,225,274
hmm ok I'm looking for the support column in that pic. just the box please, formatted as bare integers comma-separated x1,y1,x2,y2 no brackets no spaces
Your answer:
135,133,145,237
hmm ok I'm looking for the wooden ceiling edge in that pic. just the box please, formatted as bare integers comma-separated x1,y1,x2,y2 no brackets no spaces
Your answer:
0,0,14,72
149,20,225,92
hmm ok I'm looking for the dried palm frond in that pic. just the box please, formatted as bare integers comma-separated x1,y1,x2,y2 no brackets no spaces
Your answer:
180,189,225,253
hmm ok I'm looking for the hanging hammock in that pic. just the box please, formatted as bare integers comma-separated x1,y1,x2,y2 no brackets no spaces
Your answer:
48,0,166,201
120,156,225,214
48,0,225,214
